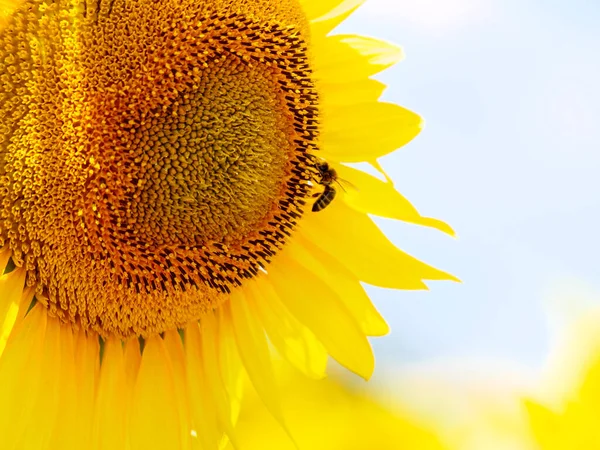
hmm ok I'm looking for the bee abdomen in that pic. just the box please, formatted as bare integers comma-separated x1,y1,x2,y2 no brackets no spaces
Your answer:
312,185,336,212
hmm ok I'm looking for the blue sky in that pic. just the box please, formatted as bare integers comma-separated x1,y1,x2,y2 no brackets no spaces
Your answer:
334,0,600,373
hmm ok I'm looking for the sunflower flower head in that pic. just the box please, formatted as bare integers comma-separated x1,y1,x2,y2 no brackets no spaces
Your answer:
0,0,319,337
0,0,455,448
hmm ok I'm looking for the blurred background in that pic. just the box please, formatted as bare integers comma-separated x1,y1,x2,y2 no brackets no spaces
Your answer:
351,0,600,377
232,1,600,449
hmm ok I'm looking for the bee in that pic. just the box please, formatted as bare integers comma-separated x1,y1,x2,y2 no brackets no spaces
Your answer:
312,161,339,212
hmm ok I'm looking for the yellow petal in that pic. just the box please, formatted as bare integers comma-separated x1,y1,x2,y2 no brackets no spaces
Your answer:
226,291,285,424
216,308,244,424
0,267,26,354
48,320,79,450
185,321,221,450
336,164,455,235
246,278,328,379
314,35,404,84
321,101,422,162
123,337,142,446
0,300,21,356
164,330,194,450
287,236,389,336
93,337,128,450
73,328,100,448
123,337,142,396
0,245,10,274
199,313,240,448
13,286,35,326
18,315,63,448
269,253,375,380
300,0,362,21
0,278,30,355
320,78,386,107
300,201,457,289
131,336,182,450
0,305,47,446
308,0,366,37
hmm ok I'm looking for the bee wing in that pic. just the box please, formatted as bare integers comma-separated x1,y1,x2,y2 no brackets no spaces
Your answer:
335,178,358,193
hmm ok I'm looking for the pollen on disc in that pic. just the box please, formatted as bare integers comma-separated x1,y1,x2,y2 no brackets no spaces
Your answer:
0,0,320,337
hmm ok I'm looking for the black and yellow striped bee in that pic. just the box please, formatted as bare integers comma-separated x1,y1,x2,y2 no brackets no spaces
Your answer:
312,161,338,212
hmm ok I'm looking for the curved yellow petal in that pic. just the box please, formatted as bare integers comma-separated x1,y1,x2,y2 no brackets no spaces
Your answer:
246,278,328,379
0,267,25,323
336,164,455,235
131,336,182,450
47,320,78,450
308,0,366,37
18,315,62,448
314,35,404,84
185,321,221,450
0,267,26,354
320,101,422,162
73,329,100,449
287,236,389,336
301,0,361,21
163,330,194,450
123,337,142,401
93,337,128,450
320,78,386,108
227,291,286,426
121,338,142,447
13,285,34,325
299,201,457,289
199,313,240,448
0,245,10,274
215,309,245,436
269,253,375,380
0,305,47,446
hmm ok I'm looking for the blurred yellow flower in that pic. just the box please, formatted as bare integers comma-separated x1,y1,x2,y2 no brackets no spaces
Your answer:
226,367,447,450
527,361,600,449
526,307,600,450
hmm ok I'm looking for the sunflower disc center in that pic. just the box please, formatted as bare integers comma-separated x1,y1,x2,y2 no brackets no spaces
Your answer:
123,58,290,247
0,0,319,337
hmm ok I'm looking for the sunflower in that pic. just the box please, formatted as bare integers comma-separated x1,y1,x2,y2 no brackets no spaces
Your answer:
0,0,455,447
